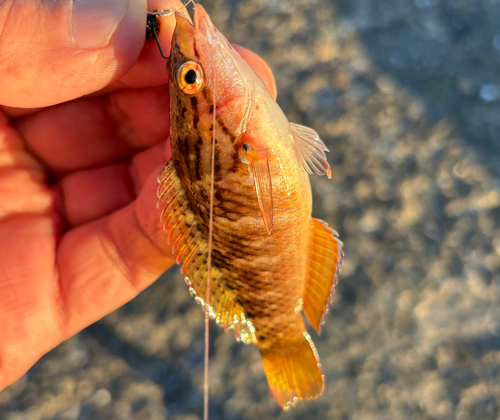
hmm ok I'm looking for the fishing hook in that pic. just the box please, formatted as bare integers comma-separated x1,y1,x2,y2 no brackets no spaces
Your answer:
146,0,194,60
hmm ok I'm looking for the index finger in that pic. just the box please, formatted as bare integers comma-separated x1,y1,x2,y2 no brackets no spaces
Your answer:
14,47,277,175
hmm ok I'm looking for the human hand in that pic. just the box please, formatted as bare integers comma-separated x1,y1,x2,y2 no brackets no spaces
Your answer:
0,0,276,392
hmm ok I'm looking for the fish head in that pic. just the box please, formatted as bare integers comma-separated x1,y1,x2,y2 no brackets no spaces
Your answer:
169,4,261,143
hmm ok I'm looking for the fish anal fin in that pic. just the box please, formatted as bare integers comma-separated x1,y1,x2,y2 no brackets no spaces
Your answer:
260,332,324,409
303,218,343,333
248,151,273,234
157,161,255,344
290,123,332,179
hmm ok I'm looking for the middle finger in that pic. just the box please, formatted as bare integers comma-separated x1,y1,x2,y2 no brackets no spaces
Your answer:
15,85,170,175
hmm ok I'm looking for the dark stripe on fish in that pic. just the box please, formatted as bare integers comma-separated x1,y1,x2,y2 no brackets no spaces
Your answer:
195,135,202,180
215,244,261,260
229,146,242,173
179,136,191,183
217,117,236,142
190,96,198,112
183,97,198,183
212,249,261,271
202,87,213,104
215,195,259,213
218,203,259,218
214,146,222,182
191,97,199,129
216,188,256,203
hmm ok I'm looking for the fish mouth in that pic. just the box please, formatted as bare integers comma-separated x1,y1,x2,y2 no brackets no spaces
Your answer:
193,4,212,30
174,4,214,33
174,9,195,33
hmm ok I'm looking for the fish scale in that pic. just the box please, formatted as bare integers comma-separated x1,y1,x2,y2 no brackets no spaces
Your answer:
158,4,342,409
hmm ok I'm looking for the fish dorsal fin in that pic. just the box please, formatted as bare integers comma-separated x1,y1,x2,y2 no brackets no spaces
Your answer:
290,123,332,179
158,161,256,344
246,149,273,234
303,218,343,333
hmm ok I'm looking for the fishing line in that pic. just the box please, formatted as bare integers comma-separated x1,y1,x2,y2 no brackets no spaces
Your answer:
149,2,212,418
147,0,194,18
204,40,217,420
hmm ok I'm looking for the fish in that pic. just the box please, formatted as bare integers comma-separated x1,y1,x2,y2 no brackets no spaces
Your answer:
157,4,343,409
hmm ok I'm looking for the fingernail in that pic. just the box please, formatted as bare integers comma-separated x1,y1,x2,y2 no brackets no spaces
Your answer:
72,0,130,50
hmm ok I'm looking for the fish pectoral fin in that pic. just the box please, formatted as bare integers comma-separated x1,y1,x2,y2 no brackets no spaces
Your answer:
260,332,324,409
303,218,343,333
290,123,332,179
248,151,273,234
158,161,255,344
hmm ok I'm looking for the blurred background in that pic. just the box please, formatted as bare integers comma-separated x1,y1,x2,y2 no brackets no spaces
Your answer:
2,0,500,418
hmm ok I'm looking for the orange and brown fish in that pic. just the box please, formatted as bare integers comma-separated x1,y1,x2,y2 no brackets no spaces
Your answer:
157,4,343,409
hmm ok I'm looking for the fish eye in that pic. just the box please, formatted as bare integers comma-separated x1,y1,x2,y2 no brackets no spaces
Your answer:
184,69,197,84
175,60,205,95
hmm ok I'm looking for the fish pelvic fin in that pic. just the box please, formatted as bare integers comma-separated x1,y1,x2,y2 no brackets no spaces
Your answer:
290,123,332,179
303,218,343,333
247,149,273,234
260,332,324,409
157,161,256,344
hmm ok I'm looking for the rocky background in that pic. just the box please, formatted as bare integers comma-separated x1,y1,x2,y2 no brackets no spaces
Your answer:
2,0,500,419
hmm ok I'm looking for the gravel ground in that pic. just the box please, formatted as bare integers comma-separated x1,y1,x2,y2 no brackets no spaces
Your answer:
2,0,500,419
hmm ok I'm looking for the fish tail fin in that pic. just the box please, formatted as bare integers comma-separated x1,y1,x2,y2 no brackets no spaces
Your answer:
259,332,324,409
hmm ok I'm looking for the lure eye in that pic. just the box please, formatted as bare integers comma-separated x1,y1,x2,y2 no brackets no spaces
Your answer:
175,60,205,95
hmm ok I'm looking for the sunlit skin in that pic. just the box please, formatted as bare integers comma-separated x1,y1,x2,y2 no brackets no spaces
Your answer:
0,0,276,392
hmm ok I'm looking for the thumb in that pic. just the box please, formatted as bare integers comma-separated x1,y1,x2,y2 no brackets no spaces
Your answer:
0,0,147,108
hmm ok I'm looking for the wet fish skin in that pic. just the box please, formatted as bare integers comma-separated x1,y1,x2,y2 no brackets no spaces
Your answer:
158,4,342,409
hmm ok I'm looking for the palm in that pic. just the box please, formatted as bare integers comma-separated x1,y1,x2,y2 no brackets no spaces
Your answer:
0,84,176,391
